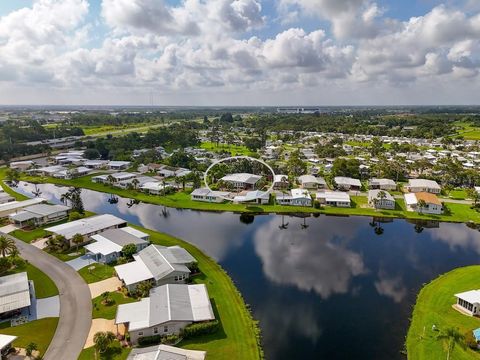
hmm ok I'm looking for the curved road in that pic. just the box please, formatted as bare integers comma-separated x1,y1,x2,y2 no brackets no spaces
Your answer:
12,237,92,360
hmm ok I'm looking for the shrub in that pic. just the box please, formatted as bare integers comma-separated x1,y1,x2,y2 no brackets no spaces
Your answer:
313,200,321,209
181,320,219,339
162,334,179,345
465,331,478,350
68,211,84,222
137,335,162,347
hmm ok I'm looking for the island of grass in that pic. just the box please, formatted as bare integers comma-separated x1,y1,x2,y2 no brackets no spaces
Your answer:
14,169,480,224
406,266,480,360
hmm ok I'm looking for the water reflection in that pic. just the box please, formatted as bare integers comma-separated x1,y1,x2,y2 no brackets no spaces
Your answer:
14,182,480,360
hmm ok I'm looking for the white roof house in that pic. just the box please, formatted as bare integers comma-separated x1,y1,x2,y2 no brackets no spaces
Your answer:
455,290,480,316
368,178,397,190
233,190,270,204
220,173,262,188
406,179,441,193
334,177,362,190
316,191,351,207
108,161,131,170
276,189,312,207
0,272,31,315
45,214,127,240
127,344,206,360
115,283,215,331
0,198,46,218
298,175,326,189
9,203,70,226
0,334,17,352
114,245,196,289
190,188,230,203
120,226,150,241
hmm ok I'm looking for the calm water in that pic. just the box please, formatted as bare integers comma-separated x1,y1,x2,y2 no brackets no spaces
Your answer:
16,182,480,359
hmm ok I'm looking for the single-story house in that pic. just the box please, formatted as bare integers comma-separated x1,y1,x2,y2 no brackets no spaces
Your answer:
114,244,196,292
368,190,396,210
83,160,109,169
273,175,289,190
334,177,362,191
116,176,157,189
53,166,90,180
157,166,176,178
368,178,397,191
220,173,262,190
108,161,131,170
0,198,46,218
115,284,215,344
92,172,136,184
85,228,150,264
0,272,32,319
45,214,127,244
316,191,351,207
31,165,66,177
140,181,172,195
233,190,270,204
298,175,327,190
190,188,229,203
404,192,443,214
9,203,71,228
406,179,441,194
276,189,312,207
9,160,35,171
454,290,480,316
127,344,206,360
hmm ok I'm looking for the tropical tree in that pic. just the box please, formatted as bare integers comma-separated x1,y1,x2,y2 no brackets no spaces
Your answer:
136,281,153,298
72,233,84,251
93,331,116,354
122,244,137,259
107,175,116,186
466,188,480,206
131,178,140,190
436,327,465,360
417,199,427,213
0,236,17,257
61,187,84,214
5,168,20,184
25,342,38,357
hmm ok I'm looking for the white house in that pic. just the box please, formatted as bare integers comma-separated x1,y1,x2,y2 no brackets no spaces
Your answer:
273,175,289,190
0,335,17,357
406,179,441,194
190,188,229,203
368,178,397,191
334,177,362,191
316,191,351,207
298,175,327,190
276,189,312,207
114,244,196,292
233,190,270,204
115,284,215,345
0,198,46,218
92,172,136,184
9,160,35,171
0,272,32,318
404,192,443,214
367,190,396,210
108,161,131,170
9,203,70,228
85,228,150,264
220,173,262,190
46,214,127,244
454,290,480,316
0,190,14,205
140,182,172,195
127,345,206,360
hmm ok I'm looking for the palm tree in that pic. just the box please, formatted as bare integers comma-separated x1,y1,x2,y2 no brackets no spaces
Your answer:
0,236,17,257
131,178,140,190
279,215,289,230
93,331,116,354
436,327,465,360
32,184,42,197
107,175,115,186
72,233,84,252
417,199,427,213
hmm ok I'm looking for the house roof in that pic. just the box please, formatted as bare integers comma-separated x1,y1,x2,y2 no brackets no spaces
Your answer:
273,174,288,183
221,173,261,184
0,198,45,214
316,191,351,202
334,177,362,187
368,178,396,186
46,214,126,239
115,245,195,286
298,175,326,185
0,334,17,350
415,192,442,206
455,290,480,304
17,204,70,217
127,344,206,360
116,284,215,330
120,226,149,240
0,272,31,314
233,190,269,203
368,190,395,202
408,179,441,189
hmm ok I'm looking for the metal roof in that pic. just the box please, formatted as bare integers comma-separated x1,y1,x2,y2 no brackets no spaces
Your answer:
221,173,261,184
408,179,441,189
0,335,17,350
94,229,148,247
316,191,351,202
0,272,31,314
116,284,214,330
127,344,206,360
334,177,362,187
455,290,480,304
46,214,126,239
0,198,45,214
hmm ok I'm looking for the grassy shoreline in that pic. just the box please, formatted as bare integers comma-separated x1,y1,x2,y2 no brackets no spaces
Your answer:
406,266,480,360
15,171,480,224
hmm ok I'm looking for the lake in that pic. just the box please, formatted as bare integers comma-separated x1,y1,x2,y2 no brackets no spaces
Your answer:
15,182,480,359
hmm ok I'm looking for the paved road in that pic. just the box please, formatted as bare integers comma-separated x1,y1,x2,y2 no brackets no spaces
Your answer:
10,236,92,360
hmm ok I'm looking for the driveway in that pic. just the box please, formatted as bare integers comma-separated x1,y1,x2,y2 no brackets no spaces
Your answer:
8,234,92,360
66,255,96,271
89,277,122,299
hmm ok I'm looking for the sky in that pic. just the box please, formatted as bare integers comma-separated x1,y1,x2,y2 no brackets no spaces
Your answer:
0,0,479,106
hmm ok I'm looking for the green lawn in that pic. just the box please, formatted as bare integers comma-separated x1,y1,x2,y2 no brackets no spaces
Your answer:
11,218,70,243
0,318,58,355
8,263,58,299
407,266,480,360
78,341,131,360
0,169,29,201
200,141,256,156
92,291,137,320
78,263,116,284
455,121,480,140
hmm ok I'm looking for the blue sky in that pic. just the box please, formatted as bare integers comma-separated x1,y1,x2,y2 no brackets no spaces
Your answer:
0,0,479,105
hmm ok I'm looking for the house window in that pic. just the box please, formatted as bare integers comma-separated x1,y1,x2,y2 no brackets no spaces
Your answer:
153,327,158,334
164,326,168,333
138,332,143,336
